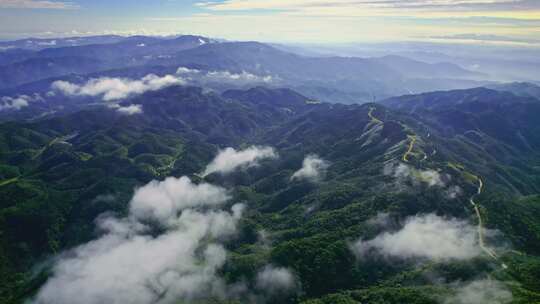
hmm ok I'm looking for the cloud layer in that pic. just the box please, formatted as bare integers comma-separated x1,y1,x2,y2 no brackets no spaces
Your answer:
291,154,329,182
353,214,481,261
52,74,185,101
51,68,273,105
198,0,540,14
202,146,278,177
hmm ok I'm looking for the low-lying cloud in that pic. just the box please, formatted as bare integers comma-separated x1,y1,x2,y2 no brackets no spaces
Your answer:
202,146,278,177
444,279,513,304
33,148,298,304
352,214,481,261
52,74,185,101
129,176,231,225
205,70,274,84
255,265,296,295
111,104,143,115
51,67,273,103
176,66,274,84
291,154,329,182
385,162,446,187
33,174,244,304
445,185,463,200
0,94,42,111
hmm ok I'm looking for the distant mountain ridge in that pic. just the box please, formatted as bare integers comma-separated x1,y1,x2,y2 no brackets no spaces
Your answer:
0,35,489,104
487,82,540,100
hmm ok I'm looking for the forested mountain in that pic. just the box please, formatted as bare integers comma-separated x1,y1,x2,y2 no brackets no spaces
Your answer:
1,84,540,303
488,82,540,100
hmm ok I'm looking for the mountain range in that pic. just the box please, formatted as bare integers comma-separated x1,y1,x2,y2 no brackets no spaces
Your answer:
0,35,540,304
0,35,490,105
1,83,540,303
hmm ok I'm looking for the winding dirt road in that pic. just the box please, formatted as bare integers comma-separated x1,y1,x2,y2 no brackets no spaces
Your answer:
469,177,508,269
368,107,383,125
469,178,497,259
402,135,417,162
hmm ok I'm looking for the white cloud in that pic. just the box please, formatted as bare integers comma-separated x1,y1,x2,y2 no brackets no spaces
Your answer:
255,265,296,295
445,185,464,199
202,146,278,177
445,279,513,304
51,67,274,103
33,175,245,304
176,66,201,74
384,162,447,188
205,70,274,83
366,212,392,227
291,154,329,182
352,214,482,261
115,104,143,115
0,94,42,111
129,176,231,225
52,74,185,101
176,67,274,85
0,0,79,9
91,194,116,204
36,39,56,46
418,169,445,187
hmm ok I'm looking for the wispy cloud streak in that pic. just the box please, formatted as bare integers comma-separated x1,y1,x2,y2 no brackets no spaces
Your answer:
0,0,79,9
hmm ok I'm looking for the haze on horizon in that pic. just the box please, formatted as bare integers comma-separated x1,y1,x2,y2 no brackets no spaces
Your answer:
0,0,539,46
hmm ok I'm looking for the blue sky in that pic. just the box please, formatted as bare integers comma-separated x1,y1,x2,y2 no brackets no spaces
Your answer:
0,0,539,44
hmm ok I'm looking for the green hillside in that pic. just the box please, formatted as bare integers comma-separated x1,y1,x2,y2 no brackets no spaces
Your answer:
1,86,540,303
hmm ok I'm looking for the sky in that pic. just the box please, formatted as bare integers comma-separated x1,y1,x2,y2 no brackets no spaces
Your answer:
0,0,539,44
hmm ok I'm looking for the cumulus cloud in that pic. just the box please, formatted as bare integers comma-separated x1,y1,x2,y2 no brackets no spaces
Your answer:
352,214,482,261
444,279,513,304
202,146,278,177
33,175,245,304
33,148,295,304
0,94,42,111
291,154,329,182
52,74,185,101
384,162,447,188
255,265,297,295
129,176,231,225
176,66,274,84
